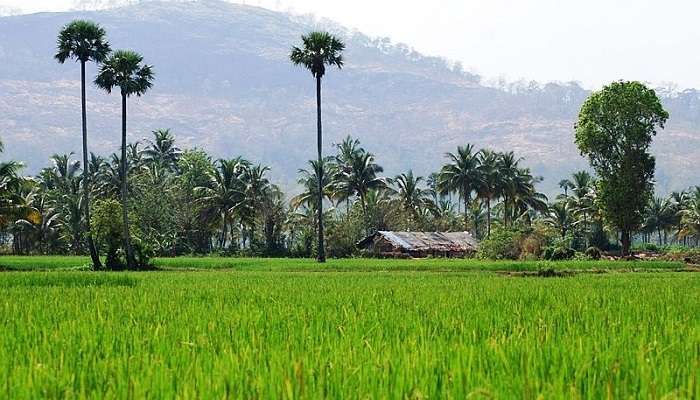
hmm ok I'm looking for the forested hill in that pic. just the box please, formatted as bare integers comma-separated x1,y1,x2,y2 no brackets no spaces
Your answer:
1,0,699,194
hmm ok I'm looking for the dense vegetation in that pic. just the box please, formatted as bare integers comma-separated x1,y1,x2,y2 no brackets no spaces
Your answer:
3,126,700,265
1,22,699,268
1,270,698,398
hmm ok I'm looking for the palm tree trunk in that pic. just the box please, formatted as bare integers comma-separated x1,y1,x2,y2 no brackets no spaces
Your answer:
486,198,492,238
120,93,135,269
463,193,469,231
81,61,102,269
316,74,325,263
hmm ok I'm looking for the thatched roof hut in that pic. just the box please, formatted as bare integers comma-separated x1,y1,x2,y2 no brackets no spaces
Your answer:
357,231,479,258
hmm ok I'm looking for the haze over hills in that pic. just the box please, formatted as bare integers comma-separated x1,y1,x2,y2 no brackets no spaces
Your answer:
1,0,699,195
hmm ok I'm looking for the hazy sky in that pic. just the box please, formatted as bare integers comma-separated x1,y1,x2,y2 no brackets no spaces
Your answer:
3,0,700,89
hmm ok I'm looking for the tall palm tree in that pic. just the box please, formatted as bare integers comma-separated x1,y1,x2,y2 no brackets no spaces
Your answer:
95,50,154,269
438,144,480,229
290,31,345,262
55,20,111,269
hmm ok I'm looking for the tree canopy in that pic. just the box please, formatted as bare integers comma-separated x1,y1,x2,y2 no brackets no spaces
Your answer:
575,81,669,255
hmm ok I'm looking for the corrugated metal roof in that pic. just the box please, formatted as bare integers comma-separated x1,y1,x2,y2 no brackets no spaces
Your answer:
358,231,479,252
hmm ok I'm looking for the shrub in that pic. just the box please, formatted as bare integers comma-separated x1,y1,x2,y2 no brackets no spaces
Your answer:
92,199,125,269
543,246,576,261
132,237,154,268
585,246,602,260
477,229,522,260
551,246,575,261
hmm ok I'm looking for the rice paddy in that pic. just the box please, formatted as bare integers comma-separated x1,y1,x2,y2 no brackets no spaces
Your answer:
0,257,698,398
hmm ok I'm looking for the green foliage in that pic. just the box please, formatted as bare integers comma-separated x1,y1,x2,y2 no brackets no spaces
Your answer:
575,81,669,255
585,246,602,260
477,228,522,260
91,199,123,268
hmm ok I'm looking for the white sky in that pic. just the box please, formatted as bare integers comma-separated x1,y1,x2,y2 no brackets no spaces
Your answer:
3,0,700,89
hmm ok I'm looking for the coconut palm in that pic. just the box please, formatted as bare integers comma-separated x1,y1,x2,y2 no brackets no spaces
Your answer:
393,170,427,220
558,179,573,198
95,50,154,269
291,159,334,212
476,149,503,237
196,158,248,249
290,31,345,262
332,135,363,211
438,144,480,229
545,202,575,240
55,20,111,268
144,129,181,172
338,152,386,219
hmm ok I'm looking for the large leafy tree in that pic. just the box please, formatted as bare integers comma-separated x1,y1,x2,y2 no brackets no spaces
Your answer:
55,20,111,269
575,81,668,256
290,31,345,263
95,50,154,269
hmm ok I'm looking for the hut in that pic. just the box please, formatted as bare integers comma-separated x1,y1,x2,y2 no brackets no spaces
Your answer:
357,231,479,258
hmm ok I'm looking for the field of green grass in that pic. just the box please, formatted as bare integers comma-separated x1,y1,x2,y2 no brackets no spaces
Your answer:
0,255,687,272
1,257,699,398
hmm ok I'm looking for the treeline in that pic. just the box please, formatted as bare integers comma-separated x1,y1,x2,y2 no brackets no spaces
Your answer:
2,131,699,264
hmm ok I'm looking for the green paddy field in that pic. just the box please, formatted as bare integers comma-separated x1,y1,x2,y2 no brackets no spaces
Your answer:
0,256,698,398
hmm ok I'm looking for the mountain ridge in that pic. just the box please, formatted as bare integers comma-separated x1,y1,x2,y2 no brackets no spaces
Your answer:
1,0,699,195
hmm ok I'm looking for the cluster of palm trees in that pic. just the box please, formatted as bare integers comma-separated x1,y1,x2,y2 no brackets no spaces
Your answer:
641,188,700,247
544,171,700,250
0,129,286,259
290,137,548,242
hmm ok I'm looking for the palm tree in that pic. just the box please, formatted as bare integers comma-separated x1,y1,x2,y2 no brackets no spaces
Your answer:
680,188,700,246
291,159,334,212
144,129,181,172
545,202,574,240
393,170,427,223
290,31,345,262
497,151,522,227
339,152,386,219
558,179,573,198
669,190,690,245
95,50,154,269
196,158,248,249
476,149,503,237
332,135,363,213
55,20,111,269
438,144,480,229
644,196,673,244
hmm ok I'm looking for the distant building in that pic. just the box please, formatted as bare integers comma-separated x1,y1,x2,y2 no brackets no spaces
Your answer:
357,231,479,258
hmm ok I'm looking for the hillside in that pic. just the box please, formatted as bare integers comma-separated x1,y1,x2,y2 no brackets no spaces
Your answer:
1,0,699,195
